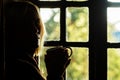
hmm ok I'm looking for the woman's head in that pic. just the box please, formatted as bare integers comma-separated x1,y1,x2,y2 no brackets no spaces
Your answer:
4,1,45,56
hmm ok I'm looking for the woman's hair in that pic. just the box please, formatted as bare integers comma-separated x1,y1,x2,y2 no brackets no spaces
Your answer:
4,1,45,56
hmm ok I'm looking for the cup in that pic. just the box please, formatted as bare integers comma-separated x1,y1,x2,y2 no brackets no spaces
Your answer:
45,46,72,61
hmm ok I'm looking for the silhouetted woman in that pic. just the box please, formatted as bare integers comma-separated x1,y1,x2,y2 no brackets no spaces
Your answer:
4,1,70,80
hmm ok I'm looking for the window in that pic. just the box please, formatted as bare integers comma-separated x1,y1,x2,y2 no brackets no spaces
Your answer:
34,0,120,80
107,0,120,80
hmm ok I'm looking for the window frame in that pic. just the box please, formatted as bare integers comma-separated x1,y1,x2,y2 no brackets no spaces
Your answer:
35,0,120,80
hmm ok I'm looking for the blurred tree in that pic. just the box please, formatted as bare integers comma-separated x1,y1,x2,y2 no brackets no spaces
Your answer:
107,20,120,80
44,9,60,41
66,7,88,42
108,49,120,80
40,7,120,80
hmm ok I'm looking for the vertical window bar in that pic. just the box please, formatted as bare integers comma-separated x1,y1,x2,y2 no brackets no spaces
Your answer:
89,0,107,80
60,1,67,79
60,5,66,46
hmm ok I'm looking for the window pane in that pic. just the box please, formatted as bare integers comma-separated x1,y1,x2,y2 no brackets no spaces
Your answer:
108,0,120,2
67,48,89,80
40,8,60,41
66,7,89,42
107,48,120,80
107,8,120,43
40,47,89,80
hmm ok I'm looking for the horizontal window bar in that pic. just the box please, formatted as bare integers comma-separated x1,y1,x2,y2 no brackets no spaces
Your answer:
107,2,120,7
44,41,89,47
107,43,120,48
37,1,89,7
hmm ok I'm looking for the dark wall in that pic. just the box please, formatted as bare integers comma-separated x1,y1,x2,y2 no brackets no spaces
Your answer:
0,0,4,79
1,1,38,80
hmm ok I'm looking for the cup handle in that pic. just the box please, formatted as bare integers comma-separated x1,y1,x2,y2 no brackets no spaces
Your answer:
64,47,73,58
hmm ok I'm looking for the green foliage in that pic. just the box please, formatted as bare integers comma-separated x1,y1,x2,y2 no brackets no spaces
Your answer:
107,23,118,42
67,48,88,80
108,49,120,80
66,7,88,42
44,9,60,41
40,7,120,80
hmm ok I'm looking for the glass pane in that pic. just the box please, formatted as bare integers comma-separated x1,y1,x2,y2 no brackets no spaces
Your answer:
107,8,120,43
67,48,89,80
107,48,120,80
66,7,89,42
40,47,89,80
67,0,87,1
40,8,60,41
108,0,120,2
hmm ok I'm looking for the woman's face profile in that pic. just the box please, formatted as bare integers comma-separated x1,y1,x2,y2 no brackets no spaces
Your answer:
4,2,43,55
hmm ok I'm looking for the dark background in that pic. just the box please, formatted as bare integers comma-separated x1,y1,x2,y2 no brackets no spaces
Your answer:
0,0,4,79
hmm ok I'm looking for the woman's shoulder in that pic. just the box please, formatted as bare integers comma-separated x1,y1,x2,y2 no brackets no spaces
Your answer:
6,58,45,80
16,58,45,80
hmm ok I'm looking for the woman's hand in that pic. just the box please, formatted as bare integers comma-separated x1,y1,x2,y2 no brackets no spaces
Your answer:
44,47,71,79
